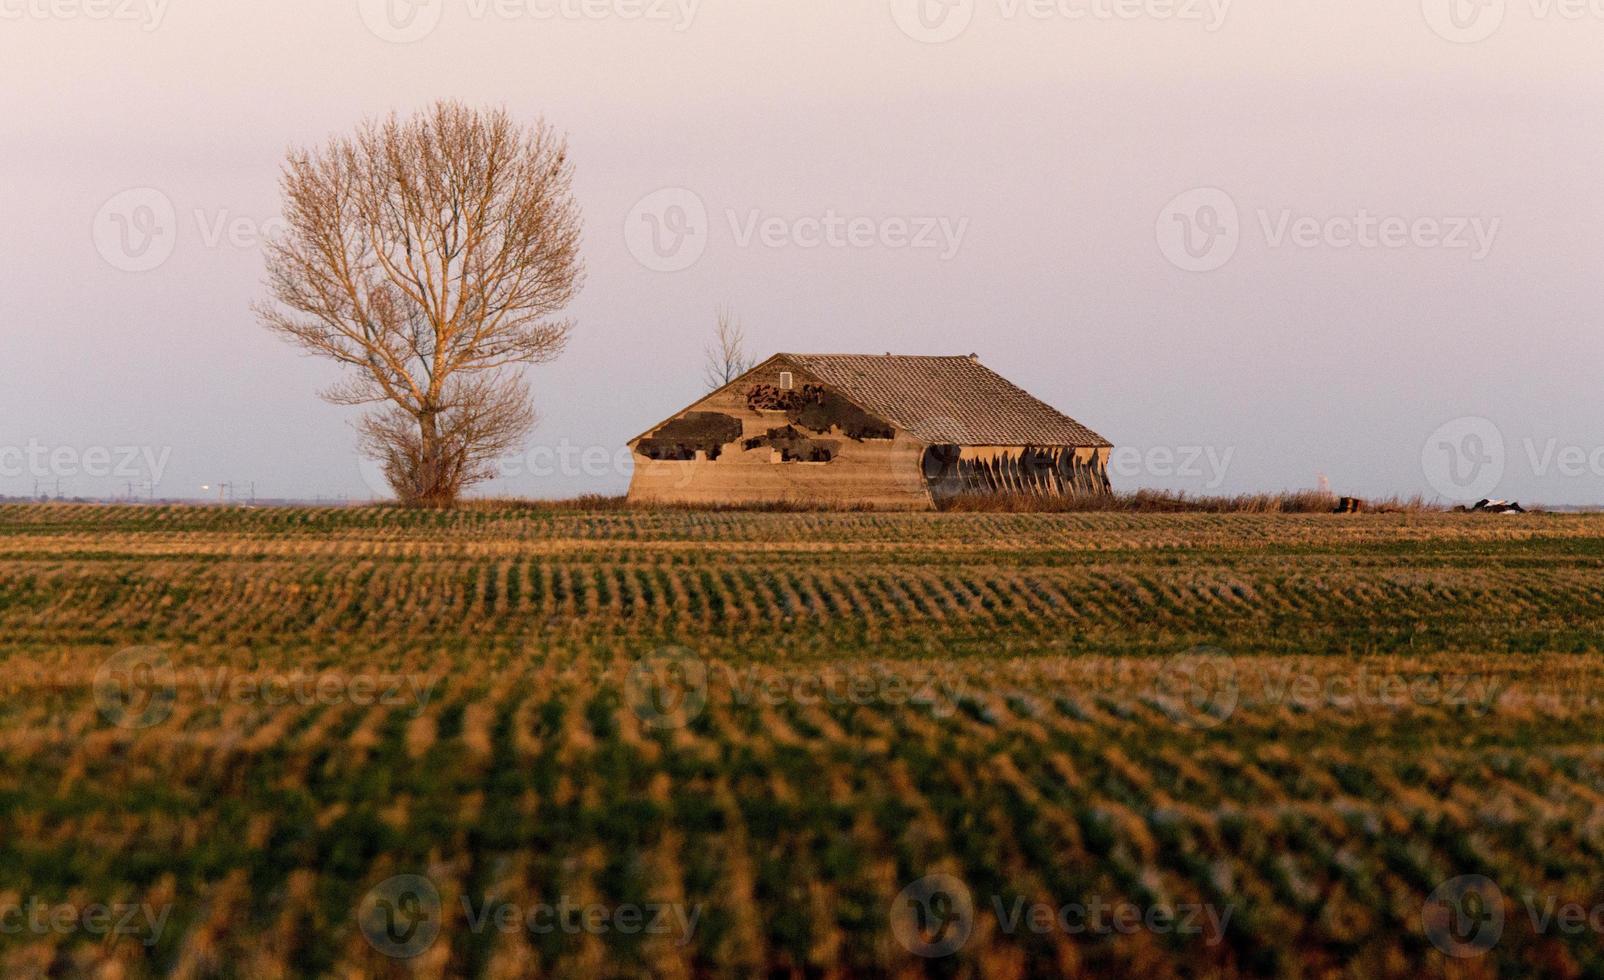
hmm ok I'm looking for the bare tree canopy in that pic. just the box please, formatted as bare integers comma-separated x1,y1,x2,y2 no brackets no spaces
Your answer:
257,100,584,507
703,307,753,391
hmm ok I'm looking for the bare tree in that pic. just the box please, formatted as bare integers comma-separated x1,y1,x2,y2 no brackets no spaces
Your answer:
703,307,754,391
257,101,584,507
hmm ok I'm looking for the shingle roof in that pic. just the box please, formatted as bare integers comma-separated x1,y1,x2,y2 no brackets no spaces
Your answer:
780,354,1110,448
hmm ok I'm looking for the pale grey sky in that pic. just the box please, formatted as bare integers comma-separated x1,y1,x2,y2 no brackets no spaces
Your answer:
3,0,1602,503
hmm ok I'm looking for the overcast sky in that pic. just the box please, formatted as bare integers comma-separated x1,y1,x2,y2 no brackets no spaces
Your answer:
3,0,1601,503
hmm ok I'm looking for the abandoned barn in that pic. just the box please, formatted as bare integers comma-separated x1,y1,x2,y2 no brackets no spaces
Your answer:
626,354,1112,510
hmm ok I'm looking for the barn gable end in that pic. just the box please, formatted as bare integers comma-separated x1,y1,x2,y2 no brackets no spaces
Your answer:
627,356,933,509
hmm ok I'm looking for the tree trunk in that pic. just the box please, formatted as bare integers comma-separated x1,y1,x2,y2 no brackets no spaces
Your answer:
414,411,454,508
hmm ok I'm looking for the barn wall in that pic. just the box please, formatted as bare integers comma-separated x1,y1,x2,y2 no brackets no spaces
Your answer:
627,361,936,510
924,446,1113,501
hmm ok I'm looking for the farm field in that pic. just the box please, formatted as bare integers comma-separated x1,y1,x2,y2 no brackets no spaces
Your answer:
4,503,1604,977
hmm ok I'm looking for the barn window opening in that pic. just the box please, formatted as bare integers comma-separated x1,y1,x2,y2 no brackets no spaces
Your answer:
779,371,794,390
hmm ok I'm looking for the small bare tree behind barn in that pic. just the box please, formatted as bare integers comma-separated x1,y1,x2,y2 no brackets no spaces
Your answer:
257,101,584,507
703,307,753,392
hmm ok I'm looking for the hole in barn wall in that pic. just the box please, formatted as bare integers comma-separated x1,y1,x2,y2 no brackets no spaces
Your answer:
636,412,744,461
745,384,895,441
789,388,895,441
922,445,962,481
746,384,803,412
744,425,838,463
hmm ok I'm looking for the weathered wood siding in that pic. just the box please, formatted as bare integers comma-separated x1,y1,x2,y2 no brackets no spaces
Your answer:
627,362,936,510
924,446,1113,502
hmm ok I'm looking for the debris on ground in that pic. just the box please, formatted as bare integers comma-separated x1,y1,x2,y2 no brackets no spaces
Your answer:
1454,498,1528,514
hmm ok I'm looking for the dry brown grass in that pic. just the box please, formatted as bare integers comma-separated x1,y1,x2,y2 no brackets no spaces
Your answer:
936,489,1443,514
459,494,632,512
457,490,1445,516
465,495,880,514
